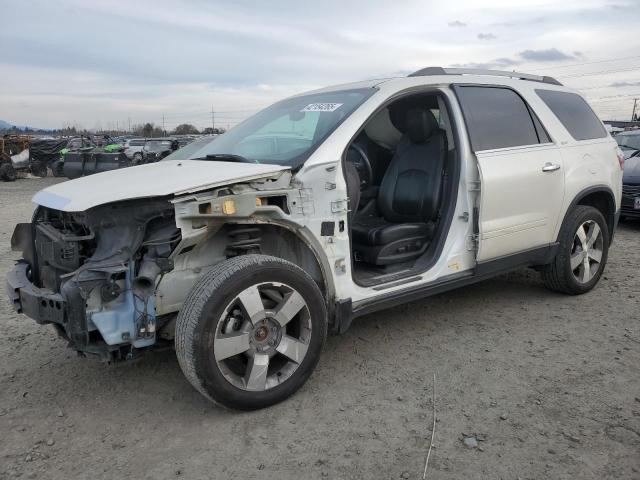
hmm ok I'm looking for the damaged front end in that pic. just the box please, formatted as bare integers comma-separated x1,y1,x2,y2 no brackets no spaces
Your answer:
7,200,180,361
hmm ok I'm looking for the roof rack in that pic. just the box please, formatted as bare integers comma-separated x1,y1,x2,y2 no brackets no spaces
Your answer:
407,67,562,86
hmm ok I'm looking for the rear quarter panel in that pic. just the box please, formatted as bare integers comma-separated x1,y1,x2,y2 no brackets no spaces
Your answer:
520,86,621,239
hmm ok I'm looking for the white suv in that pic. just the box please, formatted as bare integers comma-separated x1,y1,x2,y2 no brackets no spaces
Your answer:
123,138,146,163
7,68,623,410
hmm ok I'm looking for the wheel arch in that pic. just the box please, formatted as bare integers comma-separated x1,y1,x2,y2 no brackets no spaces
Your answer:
254,223,333,297
561,185,616,244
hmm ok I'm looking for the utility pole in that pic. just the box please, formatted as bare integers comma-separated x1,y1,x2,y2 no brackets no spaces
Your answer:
162,114,165,136
211,105,215,132
128,117,131,133
632,98,638,122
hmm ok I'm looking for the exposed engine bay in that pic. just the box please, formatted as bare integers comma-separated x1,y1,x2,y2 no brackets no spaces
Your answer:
6,166,324,363
9,200,180,361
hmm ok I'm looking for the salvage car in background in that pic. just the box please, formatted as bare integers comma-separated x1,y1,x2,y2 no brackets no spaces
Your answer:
35,136,95,177
142,138,179,163
7,68,622,410
616,130,640,160
615,130,640,220
124,138,146,163
0,134,48,181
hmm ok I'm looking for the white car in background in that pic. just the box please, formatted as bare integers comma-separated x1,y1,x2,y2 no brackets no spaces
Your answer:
7,67,622,410
123,138,146,163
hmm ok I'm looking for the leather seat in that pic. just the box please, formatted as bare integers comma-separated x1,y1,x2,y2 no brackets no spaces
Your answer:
352,107,446,266
352,217,435,245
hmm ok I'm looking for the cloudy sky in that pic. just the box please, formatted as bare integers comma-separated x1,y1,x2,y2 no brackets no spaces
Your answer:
1,0,639,130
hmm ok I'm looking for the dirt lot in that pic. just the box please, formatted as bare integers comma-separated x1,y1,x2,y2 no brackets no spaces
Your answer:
0,177,638,480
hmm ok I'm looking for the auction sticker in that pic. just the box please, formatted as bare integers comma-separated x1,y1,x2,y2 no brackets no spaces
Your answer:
301,103,343,112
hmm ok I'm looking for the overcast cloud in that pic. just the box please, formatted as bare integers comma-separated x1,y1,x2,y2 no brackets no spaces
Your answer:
1,0,639,129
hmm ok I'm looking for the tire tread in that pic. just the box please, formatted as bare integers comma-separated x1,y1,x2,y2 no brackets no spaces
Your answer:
542,205,609,295
175,254,326,408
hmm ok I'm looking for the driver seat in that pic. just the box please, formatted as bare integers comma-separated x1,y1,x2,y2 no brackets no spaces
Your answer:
351,108,446,266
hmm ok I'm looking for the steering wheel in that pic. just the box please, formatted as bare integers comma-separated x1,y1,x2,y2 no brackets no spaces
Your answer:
346,143,373,190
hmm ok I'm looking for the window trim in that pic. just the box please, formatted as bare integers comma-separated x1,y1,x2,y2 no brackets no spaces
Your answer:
452,83,555,153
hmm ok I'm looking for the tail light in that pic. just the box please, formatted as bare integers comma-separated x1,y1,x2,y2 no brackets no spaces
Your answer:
615,147,625,170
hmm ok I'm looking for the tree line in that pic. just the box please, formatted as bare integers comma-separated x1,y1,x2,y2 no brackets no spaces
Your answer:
0,123,226,137
132,123,226,137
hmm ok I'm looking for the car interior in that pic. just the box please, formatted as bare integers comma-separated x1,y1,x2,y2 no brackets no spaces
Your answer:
344,92,459,286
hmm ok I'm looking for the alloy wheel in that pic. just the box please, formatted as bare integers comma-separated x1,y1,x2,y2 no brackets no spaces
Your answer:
213,282,312,391
570,220,604,284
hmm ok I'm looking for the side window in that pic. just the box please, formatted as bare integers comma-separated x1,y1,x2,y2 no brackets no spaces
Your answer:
536,89,607,141
455,86,541,151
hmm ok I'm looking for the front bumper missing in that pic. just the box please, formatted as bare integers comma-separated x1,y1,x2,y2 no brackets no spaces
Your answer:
6,261,66,325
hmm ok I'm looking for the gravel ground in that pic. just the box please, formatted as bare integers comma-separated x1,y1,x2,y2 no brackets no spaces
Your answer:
1,177,639,480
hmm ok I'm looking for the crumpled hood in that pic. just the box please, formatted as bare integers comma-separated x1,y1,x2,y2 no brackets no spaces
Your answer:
33,160,289,212
623,156,640,184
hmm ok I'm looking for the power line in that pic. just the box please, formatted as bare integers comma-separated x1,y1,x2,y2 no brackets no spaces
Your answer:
575,83,638,91
587,93,640,103
527,55,640,73
558,66,640,79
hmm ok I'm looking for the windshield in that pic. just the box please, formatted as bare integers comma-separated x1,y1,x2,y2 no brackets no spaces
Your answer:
164,88,375,168
616,133,640,151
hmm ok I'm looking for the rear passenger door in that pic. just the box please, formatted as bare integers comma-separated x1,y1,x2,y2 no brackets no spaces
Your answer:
454,85,564,261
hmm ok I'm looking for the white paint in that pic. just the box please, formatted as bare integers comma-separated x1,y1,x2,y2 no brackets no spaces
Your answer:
32,160,288,212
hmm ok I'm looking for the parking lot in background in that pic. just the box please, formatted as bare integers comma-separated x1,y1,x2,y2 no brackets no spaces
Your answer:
1,176,638,479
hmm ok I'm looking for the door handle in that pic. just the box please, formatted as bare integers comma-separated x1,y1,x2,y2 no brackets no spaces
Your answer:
542,162,561,172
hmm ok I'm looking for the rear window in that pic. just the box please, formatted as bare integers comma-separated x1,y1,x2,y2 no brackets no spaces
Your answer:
536,90,607,141
455,86,547,151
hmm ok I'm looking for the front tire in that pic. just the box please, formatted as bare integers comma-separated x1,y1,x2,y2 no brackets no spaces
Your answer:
175,254,327,410
542,205,609,295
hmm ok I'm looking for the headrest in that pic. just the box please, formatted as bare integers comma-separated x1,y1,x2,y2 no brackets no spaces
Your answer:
405,108,439,143
364,108,402,150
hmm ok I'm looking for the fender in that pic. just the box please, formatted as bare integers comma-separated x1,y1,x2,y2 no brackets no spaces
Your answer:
559,185,617,244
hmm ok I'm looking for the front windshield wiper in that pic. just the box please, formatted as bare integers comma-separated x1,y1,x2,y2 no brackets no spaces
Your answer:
190,154,259,164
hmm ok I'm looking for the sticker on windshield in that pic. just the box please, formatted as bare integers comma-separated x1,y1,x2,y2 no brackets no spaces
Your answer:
301,103,343,112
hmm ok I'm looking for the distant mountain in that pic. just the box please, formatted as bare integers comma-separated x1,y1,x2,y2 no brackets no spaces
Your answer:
0,119,51,132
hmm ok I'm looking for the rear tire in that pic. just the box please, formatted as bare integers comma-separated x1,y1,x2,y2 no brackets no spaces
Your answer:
31,162,48,178
175,254,327,410
542,205,609,295
51,160,64,177
0,163,17,182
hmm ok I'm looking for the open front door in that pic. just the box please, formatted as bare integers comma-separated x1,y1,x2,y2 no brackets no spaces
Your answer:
454,85,565,261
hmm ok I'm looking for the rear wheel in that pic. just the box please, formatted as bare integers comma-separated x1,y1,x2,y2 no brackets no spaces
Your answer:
31,162,48,178
542,206,609,294
51,160,64,177
175,254,327,410
0,163,17,182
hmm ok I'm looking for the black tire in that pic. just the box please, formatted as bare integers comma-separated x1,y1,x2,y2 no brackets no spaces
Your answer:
0,163,17,182
542,205,609,295
133,152,143,164
30,162,48,178
175,254,327,410
51,160,64,177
